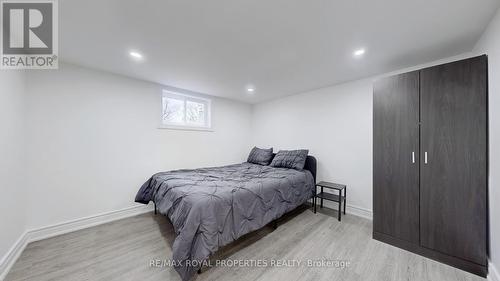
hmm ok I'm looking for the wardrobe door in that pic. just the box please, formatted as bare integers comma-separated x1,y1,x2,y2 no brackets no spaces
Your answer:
420,56,488,265
373,71,420,243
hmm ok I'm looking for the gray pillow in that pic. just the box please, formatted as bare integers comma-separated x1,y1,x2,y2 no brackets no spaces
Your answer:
247,147,274,166
270,149,309,170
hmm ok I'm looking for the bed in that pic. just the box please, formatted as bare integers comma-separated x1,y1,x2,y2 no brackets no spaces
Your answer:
135,154,316,281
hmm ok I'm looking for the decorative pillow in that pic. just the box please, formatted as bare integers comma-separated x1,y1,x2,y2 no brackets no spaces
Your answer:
270,149,309,170
247,147,274,165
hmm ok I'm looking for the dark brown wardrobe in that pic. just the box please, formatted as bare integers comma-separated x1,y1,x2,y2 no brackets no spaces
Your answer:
373,55,488,276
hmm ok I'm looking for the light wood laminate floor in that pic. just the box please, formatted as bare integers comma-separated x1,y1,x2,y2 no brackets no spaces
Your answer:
5,206,485,281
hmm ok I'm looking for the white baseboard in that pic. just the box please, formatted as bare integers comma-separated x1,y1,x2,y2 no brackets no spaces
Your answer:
26,204,153,243
346,204,373,220
489,261,500,281
0,204,153,281
0,231,29,281
317,200,373,220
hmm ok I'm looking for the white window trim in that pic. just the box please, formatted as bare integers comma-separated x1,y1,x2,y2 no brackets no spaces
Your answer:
159,90,213,131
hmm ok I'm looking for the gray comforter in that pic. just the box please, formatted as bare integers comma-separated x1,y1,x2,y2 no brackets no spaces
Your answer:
135,162,314,281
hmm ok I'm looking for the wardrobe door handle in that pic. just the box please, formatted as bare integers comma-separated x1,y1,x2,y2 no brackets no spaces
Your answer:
412,152,415,164
424,152,428,164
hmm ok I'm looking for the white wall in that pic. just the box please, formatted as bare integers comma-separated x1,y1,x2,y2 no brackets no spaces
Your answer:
473,8,500,279
252,79,374,215
0,71,26,265
24,63,253,230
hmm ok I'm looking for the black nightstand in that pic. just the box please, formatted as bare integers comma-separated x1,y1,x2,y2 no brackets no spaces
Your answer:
314,181,347,221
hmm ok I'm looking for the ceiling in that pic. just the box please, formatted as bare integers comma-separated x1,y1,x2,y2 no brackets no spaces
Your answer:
60,0,500,103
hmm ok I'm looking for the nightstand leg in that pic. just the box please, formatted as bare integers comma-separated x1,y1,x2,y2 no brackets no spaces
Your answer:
343,189,346,214
320,186,323,208
338,194,341,221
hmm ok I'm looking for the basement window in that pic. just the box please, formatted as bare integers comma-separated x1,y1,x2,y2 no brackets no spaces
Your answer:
160,91,212,131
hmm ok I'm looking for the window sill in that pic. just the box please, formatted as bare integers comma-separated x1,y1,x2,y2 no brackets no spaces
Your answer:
157,125,214,132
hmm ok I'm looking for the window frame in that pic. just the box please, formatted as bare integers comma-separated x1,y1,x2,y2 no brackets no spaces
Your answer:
159,90,212,131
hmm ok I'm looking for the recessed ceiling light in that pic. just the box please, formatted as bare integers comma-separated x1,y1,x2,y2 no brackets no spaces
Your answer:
353,48,366,58
129,51,143,60
246,87,255,93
